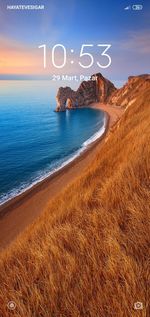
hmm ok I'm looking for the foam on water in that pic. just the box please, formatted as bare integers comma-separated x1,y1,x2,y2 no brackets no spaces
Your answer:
0,114,107,206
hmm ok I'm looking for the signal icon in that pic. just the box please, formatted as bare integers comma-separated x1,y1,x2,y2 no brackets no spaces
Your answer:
124,5,131,10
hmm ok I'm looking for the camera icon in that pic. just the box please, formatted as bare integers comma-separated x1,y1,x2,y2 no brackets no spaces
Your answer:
7,301,16,310
134,302,143,310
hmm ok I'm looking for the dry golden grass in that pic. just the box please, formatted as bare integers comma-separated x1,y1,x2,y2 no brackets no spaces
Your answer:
0,80,150,317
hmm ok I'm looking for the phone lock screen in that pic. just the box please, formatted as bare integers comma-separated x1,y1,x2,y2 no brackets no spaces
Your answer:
0,1,149,317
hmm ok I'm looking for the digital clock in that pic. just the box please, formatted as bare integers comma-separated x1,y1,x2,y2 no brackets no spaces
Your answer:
38,44,112,69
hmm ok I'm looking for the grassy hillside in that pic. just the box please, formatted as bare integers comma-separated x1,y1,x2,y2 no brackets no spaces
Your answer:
0,79,150,317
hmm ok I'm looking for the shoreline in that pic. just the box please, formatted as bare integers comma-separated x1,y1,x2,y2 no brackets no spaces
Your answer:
0,103,123,250
0,110,107,208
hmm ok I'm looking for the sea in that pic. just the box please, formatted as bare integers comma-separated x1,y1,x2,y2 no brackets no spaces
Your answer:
0,80,106,206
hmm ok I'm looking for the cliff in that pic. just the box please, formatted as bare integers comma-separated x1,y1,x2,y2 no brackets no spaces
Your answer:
108,74,150,107
56,73,150,111
56,73,116,111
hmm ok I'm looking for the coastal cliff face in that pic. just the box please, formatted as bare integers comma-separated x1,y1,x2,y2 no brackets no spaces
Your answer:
108,74,150,108
56,73,116,111
56,73,150,111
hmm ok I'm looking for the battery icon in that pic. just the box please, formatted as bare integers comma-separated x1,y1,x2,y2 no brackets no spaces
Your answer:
132,4,143,10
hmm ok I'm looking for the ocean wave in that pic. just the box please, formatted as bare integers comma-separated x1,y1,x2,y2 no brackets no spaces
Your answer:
83,116,106,147
0,114,107,207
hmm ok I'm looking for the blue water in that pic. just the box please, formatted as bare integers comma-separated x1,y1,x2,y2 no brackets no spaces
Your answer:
0,80,105,205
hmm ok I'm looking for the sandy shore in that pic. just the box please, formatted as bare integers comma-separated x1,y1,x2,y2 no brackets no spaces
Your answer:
0,103,123,250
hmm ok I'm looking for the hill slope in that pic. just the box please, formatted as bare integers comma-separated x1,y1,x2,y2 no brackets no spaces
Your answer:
0,76,150,317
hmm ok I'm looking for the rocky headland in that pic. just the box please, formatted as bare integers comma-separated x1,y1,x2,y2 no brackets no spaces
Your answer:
56,73,150,111
56,73,116,111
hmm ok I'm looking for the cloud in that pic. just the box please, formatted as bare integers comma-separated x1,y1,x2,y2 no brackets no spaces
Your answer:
0,36,43,75
0,36,80,76
118,30,150,54
1,28,149,79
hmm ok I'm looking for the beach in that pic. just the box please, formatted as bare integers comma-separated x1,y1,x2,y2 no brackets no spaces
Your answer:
0,103,123,250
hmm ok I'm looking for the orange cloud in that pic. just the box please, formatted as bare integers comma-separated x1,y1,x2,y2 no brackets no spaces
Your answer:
0,37,44,75
0,36,103,77
0,36,91,77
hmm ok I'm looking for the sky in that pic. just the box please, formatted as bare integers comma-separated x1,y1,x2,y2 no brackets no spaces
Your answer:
0,0,150,81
